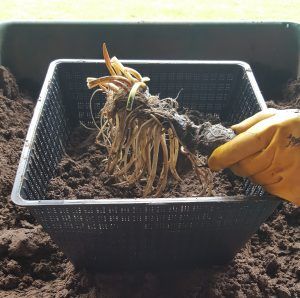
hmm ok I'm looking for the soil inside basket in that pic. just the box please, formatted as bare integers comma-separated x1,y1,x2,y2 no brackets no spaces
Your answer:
0,66,299,297
46,114,244,200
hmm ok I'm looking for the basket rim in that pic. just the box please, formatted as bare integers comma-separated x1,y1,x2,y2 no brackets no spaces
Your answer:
11,59,276,207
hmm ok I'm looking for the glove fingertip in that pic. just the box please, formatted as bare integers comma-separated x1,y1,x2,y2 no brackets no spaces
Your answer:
208,154,222,172
230,123,243,134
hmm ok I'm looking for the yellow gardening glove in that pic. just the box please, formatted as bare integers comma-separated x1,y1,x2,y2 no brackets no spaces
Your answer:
208,108,300,206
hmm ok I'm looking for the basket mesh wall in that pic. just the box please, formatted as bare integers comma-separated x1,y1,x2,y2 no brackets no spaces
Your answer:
22,62,263,200
16,61,279,269
29,199,277,270
62,63,261,127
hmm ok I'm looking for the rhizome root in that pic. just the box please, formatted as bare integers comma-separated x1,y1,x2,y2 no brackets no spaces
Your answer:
86,44,234,197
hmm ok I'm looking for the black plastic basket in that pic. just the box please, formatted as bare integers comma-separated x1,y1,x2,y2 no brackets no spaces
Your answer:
12,60,279,270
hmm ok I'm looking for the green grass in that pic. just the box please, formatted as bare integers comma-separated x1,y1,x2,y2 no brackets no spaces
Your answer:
0,0,299,22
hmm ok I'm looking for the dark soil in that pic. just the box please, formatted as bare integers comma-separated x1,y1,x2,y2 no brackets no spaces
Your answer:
46,123,243,200
267,79,300,109
0,67,299,297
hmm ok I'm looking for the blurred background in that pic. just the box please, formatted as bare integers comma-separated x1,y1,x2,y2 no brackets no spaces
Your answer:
0,0,299,21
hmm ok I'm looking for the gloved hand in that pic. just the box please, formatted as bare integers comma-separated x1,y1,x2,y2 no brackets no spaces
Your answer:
208,108,300,205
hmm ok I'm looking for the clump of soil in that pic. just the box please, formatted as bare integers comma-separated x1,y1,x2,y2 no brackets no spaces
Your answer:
0,67,299,297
